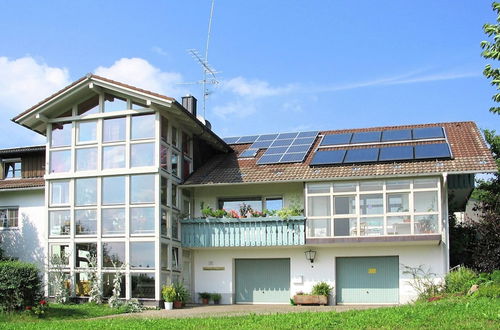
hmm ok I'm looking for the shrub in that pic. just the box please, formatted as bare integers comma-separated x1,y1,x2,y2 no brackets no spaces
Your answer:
402,264,443,301
445,267,477,294
311,282,333,296
0,260,42,311
162,285,176,302
211,293,221,302
173,282,190,303
121,299,144,313
199,292,211,299
475,284,500,298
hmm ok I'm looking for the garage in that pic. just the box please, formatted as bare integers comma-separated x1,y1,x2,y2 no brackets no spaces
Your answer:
336,256,399,304
235,258,290,304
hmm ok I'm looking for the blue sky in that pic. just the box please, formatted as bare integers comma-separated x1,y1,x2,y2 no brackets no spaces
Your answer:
0,0,498,148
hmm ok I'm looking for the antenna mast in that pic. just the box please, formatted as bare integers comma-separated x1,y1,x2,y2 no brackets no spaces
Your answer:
182,0,219,118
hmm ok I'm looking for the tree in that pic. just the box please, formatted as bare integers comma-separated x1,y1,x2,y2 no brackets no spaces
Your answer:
481,2,500,114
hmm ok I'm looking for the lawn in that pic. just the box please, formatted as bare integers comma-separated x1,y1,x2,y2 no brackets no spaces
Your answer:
1,296,498,329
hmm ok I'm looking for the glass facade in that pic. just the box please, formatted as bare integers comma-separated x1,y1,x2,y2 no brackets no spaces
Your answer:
46,100,190,301
306,178,441,237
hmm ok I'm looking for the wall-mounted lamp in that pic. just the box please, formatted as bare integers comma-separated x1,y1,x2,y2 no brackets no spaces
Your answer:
304,249,317,264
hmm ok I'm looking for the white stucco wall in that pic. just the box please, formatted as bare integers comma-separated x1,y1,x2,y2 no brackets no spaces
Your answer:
191,243,445,305
192,182,304,218
0,189,46,269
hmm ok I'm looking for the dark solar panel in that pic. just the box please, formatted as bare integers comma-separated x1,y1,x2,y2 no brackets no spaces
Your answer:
256,134,279,141
293,137,316,145
344,148,379,163
270,139,294,147
351,131,382,144
239,149,259,158
277,132,299,139
297,131,319,138
257,154,284,165
250,140,273,149
310,150,346,165
237,135,259,144
223,137,239,144
378,146,414,161
412,127,444,140
287,145,311,153
265,146,289,155
321,133,352,146
280,152,307,163
414,143,451,159
381,129,412,142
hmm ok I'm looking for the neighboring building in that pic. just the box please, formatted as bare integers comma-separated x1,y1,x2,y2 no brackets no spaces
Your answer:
1,74,496,305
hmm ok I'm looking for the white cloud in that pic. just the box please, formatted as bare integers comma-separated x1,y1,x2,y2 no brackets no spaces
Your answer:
212,100,257,118
0,56,70,112
94,58,186,98
222,76,296,98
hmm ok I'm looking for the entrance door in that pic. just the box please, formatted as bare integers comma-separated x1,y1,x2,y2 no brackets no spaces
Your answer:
336,256,399,304
235,258,290,303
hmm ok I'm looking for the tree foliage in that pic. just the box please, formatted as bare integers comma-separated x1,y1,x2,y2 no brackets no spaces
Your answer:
481,2,500,114
450,130,500,272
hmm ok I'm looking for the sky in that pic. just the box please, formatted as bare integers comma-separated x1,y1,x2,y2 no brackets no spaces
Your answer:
0,0,499,148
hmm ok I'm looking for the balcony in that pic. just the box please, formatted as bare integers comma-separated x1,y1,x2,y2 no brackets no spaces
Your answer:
181,216,305,248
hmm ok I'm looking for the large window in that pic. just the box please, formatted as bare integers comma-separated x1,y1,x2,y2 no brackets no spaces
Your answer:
75,178,97,206
77,121,97,144
103,117,126,142
77,95,99,115
50,180,70,205
3,161,21,179
49,210,70,236
131,143,155,167
102,208,125,235
104,94,127,112
102,145,126,169
102,242,125,267
131,114,155,140
51,122,71,147
102,176,125,205
131,273,155,299
218,197,284,215
306,178,441,238
103,273,125,298
50,150,71,173
130,207,155,234
75,209,97,235
130,174,155,204
75,243,97,268
76,147,97,171
0,208,18,228
130,242,155,269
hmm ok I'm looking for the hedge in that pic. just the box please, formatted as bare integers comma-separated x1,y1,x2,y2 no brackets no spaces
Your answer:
0,260,42,311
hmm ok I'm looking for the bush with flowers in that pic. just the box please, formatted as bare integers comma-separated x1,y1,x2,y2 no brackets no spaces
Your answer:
27,299,48,318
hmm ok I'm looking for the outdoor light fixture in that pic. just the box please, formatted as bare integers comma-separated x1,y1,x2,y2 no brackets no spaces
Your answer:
304,249,316,264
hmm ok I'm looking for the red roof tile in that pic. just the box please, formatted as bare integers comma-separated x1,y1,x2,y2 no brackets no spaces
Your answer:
0,178,45,190
184,121,497,185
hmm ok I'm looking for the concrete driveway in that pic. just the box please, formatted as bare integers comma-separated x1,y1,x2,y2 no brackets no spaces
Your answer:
109,304,388,319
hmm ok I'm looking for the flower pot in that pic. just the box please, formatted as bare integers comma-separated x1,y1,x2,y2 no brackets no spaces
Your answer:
202,298,209,305
165,302,173,310
293,295,328,306
173,301,183,309
213,300,220,305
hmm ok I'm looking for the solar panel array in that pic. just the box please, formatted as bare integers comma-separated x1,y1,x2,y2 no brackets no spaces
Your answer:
320,127,445,147
223,131,319,164
310,143,452,166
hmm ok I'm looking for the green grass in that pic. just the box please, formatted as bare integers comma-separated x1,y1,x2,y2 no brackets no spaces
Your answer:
0,303,126,324
1,297,498,329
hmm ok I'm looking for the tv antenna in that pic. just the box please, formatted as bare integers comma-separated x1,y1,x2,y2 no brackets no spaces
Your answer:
180,0,220,118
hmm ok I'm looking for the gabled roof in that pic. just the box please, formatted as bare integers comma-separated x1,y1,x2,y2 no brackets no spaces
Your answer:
12,74,230,152
0,178,45,191
183,121,497,186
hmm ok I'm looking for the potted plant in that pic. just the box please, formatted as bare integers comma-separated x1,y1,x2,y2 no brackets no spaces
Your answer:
173,282,189,308
211,293,221,304
199,292,211,304
161,285,176,310
293,282,333,306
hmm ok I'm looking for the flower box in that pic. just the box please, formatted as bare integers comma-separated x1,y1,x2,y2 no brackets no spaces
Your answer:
293,294,328,306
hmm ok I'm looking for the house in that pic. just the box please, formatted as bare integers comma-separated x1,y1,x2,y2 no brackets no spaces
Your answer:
0,74,496,305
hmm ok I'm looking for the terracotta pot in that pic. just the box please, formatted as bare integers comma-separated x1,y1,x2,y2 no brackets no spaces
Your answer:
173,301,183,309
202,298,209,305
293,295,328,306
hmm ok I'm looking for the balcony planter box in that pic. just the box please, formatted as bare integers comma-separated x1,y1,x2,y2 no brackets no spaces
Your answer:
293,295,328,306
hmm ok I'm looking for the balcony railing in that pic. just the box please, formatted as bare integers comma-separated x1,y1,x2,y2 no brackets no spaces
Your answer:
181,216,305,248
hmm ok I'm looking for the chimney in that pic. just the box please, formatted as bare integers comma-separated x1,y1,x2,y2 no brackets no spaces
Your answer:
182,95,197,117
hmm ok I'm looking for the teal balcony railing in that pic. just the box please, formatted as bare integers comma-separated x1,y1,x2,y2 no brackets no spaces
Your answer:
181,216,306,248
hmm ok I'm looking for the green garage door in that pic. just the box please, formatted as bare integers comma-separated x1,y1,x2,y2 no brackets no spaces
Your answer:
336,256,399,304
235,258,290,303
